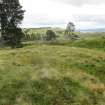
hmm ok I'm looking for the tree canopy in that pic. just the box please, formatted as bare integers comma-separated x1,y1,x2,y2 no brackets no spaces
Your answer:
0,0,25,48
66,22,75,32
46,30,57,41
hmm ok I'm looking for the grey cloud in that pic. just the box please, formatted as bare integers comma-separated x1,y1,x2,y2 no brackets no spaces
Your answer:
73,14,105,25
53,0,105,6
22,14,66,27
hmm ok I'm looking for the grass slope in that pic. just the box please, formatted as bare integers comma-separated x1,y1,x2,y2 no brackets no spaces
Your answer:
0,43,105,105
70,37,105,50
45,35,105,51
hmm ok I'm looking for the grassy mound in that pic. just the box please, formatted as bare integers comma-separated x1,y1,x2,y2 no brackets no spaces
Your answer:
70,37,105,50
0,44,105,105
45,35,105,51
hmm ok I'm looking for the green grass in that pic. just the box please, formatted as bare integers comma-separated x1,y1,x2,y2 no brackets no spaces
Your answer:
0,42,105,105
1,30,105,105
69,36,105,50
44,34,105,51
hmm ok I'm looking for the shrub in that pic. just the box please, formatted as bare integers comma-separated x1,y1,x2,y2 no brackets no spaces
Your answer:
46,30,57,41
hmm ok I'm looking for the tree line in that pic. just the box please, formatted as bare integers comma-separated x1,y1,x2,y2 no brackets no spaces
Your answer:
23,23,79,41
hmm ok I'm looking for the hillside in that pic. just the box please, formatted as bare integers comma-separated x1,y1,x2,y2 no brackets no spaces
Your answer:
45,33,105,50
0,41,105,105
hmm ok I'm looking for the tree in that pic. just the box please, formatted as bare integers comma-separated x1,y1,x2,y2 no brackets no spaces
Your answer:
65,22,75,35
0,0,25,48
65,22,80,40
46,30,56,41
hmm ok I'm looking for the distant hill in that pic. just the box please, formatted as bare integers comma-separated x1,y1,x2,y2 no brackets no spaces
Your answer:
77,28,105,32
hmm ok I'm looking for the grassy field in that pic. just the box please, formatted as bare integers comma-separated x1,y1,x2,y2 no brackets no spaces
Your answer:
0,33,105,105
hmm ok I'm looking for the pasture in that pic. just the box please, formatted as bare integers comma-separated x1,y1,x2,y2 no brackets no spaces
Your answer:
0,30,105,104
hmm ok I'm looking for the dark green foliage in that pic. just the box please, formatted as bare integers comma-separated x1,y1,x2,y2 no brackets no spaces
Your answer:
4,27,24,48
46,30,57,41
0,0,25,48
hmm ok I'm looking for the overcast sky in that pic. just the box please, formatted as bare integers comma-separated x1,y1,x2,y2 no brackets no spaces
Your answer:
20,0,105,29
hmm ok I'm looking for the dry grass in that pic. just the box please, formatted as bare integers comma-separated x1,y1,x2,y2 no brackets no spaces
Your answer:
0,43,105,104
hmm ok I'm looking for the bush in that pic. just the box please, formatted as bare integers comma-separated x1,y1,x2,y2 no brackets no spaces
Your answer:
46,30,57,41
4,28,24,48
